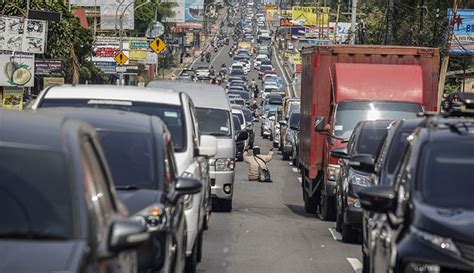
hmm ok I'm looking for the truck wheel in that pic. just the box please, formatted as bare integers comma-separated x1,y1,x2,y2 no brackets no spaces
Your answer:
318,193,336,221
342,223,358,243
220,199,233,212
282,152,290,161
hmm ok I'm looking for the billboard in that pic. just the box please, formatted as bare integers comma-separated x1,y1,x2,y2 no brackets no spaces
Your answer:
185,0,204,22
164,0,185,23
2,87,23,111
100,0,134,30
292,6,329,26
35,59,64,76
0,16,47,54
0,52,34,87
448,9,474,54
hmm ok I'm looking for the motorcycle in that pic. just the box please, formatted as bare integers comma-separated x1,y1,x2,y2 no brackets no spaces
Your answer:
228,50,233,57
214,46,218,52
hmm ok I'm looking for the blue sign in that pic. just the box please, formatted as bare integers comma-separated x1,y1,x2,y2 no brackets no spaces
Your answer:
448,9,474,54
93,61,117,74
185,0,204,22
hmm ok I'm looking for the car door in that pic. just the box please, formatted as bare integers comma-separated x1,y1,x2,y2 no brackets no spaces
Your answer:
81,137,137,273
338,129,357,216
372,147,411,273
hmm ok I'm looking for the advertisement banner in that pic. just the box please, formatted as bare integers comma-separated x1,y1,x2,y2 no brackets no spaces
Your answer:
448,9,474,53
43,77,64,88
331,22,351,43
185,0,204,22
129,50,147,60
164,0,185,23
292,6,329,26
93,61,117,74
100,0,134,30
35,59,64,76
0,16,47,54
69,0,97,6
290,26,306,40
138,52,158,65
2,86,23,111
0,52,34,87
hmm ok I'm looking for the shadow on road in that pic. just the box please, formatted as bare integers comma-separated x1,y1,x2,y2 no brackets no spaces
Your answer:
285,204,316,218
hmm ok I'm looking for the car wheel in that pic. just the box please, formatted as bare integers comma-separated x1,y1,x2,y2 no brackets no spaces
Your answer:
262,135,268,139
282,152,290,161
318,192,336,221
196,230,204,263
336,210,343,233
220,199,232,212
185,240,198,273
342,223,358,243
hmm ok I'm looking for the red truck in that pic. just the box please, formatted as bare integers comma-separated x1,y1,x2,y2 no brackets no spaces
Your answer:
298,45,439,219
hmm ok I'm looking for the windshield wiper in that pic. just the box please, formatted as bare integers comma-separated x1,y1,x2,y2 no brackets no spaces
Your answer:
0,231,68,240
116,185,142,190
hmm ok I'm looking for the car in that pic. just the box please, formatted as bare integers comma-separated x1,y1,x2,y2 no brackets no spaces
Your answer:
258,65,274,79
331,120,391,243
227,90,251,103
359,100,474,273
254,54,270,69
233,55,249,62
40,108,200,273
281,111,300,161
195,66,211,80
227,93,241,100
359,118,422,271
229,68,245,77
261,70,278,81
228,86,246,93
230,98,246,107
261,94,283,113
237,60,251,73
232,113,246,161
0,110,149,273
261,85,279,100
270,107,284,147
178,69,194,81
231,63,247,75
31,85,217,273
262,73,278,82
240,107,255,147
148,82,248,212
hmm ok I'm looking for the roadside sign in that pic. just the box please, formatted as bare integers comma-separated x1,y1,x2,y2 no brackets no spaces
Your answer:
114,51,128,65
149,37,167,54
448,9,474,54
280,18,293,27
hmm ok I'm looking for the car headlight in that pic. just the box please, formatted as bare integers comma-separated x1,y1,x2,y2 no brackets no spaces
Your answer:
133,205,168,232
410,226,460,256
215,158,235,171
348,173,370,187
184,194,193,210
327,164,340,181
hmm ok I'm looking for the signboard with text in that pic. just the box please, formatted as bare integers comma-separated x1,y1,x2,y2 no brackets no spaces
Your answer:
448,9,474,54
0,51,34,87
0,16,47,54
292,6,329,26
35,59,64,76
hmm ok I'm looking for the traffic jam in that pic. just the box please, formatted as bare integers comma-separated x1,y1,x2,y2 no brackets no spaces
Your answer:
1,1,474,273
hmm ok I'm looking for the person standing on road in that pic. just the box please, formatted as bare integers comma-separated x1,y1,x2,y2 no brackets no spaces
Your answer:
243,146,273,181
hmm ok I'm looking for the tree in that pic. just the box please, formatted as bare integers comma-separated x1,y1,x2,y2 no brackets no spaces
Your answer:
132,0,176,36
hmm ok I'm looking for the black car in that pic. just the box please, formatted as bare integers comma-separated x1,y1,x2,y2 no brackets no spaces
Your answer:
358,100,474,273
41,108,201,273
282,111,300,161
332,120,391,243
0,110,149,273
233,114,248,161
360,118,422,271
241,107,255,147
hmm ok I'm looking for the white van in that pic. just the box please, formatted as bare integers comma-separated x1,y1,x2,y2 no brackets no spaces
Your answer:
148,81,248,211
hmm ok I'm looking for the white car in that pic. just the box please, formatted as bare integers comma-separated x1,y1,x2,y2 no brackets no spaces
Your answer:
231,63,248,75
261,84,279,100
254,54,270,70
31,85,217,273
236,61,251,73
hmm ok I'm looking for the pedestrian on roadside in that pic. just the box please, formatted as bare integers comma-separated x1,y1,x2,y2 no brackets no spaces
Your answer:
243,146,273,181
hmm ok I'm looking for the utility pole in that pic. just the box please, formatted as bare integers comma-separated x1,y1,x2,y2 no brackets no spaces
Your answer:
437,0,460,111
433,0,440,47
385,0,394,44
349,0,358,44
419,0,424,45
334,0,341,43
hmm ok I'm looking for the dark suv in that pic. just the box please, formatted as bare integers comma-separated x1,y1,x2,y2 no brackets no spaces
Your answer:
0,110,149,273
41,108,202,273
359,95,474,273
332,120,391,243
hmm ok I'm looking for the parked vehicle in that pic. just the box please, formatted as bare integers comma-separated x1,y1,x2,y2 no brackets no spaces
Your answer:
359,118,422,271
331,120,391,243
270,107,284,148
281,111,300,161
241,107,255,148
31,85,217,273
232,113,247,162
359,97,474,273
0,110,149,273
40,108,201,273
299,45,439,218
195,66,211,81
147,82,248,212
261,109,276,139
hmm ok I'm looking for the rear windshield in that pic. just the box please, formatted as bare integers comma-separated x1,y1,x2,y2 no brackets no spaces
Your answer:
196,108,232,137
419,142,474,210
355,124,389,156
98,131,158,189
0,147,75,240
39,99,187,152
289,113,300,126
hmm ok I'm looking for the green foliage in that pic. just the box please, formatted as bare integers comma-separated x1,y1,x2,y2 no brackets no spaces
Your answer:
132,0,175,36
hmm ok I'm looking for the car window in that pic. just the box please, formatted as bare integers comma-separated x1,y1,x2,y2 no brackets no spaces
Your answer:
164,140,178,190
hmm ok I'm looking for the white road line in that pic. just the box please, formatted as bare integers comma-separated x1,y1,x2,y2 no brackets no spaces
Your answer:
272,47,291,96
297,177,302,184
292,167,298,173
328,228,342,241
347,258,363,273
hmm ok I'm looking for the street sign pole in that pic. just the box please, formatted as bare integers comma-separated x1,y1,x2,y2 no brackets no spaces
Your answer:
119,18,124,86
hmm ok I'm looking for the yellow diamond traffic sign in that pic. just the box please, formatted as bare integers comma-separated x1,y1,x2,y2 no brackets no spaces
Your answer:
149,37,166,54
114,51,128,65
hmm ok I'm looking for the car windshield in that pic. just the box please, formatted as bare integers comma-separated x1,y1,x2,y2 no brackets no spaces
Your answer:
231,99,245,106
355,124,389,156
242,109,253,122
419,142,474,210
98,131,158,189
232,115,242,131
229,92,250,100
289,113,300,126
333,101,422,140
196,108,232,137
267,111,276,118
39,99,187,152
0,147,74,240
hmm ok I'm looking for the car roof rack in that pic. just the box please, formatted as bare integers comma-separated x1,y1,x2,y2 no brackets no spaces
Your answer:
441,92,474,117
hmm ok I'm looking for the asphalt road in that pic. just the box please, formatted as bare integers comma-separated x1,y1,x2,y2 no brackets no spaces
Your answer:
190,20,362,273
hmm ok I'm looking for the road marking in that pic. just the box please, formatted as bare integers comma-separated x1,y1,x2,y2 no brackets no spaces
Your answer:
292,167,298,173
347,258,363,273
328,228,342,241
297,177,302,184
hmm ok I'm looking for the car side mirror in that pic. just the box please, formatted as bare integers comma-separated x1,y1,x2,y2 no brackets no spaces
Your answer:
236,130,249,141
357,186,395,213
314,116,326,132
330,147,349,159
349,154,375,173
289,124,299,131
199,135,217,157
108,219,150,253
175,177,202,196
